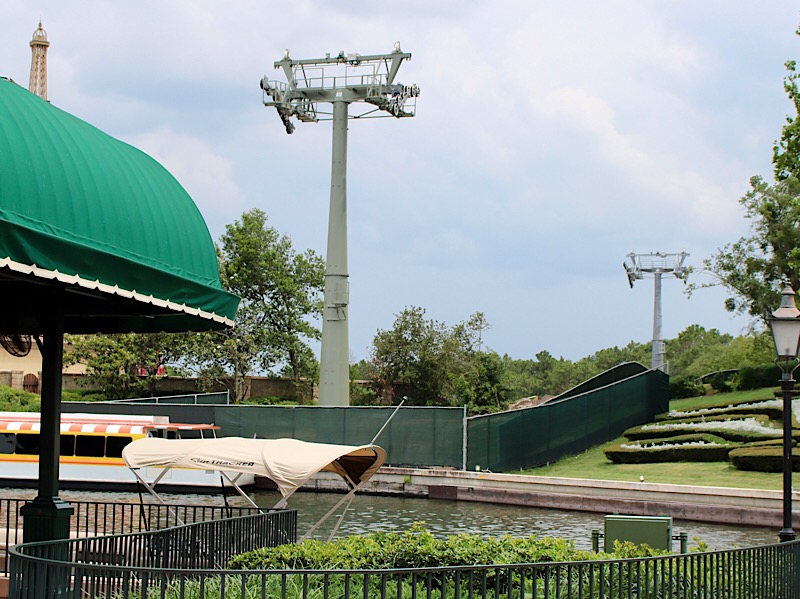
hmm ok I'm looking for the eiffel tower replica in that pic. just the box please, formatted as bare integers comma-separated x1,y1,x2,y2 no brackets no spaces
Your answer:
28,20,50,100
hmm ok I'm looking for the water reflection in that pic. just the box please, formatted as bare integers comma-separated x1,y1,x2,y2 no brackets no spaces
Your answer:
250,491,780,551
4,488,780,551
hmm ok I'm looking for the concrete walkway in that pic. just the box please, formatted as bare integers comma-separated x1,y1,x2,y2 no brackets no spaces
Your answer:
284,466,800,529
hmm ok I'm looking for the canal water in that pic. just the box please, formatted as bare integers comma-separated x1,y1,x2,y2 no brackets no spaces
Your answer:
6,488,780,552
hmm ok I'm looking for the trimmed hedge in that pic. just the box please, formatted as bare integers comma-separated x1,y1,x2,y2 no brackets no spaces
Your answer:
604,434,736,464
624,414,785,443
652,413,772,426
729,447,800,472
657,401,785,422
745,438,795,447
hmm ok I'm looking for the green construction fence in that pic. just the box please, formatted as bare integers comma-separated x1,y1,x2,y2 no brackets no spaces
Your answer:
65,363,667,471
63,402,467,468
466,363,669,472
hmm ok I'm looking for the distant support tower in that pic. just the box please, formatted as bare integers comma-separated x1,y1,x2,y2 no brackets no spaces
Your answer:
623,251,689,372
28,20,50,100
261,44,419,406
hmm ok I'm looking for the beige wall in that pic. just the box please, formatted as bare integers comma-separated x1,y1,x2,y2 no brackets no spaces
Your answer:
0,342,85,375
0,341,86,392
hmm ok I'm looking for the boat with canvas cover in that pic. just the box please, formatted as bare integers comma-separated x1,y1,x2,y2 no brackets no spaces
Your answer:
122,437,387,538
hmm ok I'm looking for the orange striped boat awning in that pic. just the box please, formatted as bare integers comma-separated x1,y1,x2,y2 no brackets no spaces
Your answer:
0,412,220,435
0,421,147,435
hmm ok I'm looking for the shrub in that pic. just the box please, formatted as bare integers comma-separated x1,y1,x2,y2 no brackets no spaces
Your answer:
705,371,736,393
0,385,40,412
228,523,666,571
659,400,785,422
729,447,800,472
624,415,785,443
669,377,706,400
62,389,107,403
350,382,380,406
604,434,735,464
737,364,783,390
245,396,299,406
745,438,794,447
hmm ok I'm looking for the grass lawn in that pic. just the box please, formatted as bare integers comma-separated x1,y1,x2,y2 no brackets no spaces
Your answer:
513,387,800,491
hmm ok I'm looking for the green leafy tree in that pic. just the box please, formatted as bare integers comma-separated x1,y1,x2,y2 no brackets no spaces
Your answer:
682,331,774,380
500,350,561,399
64,332,180,400
774,48,800,180
699,37,800,320
500,341,649,400
368,307,497,409
666,325,732,378
454,350,511,414
181,209,324,402
701,176,800,319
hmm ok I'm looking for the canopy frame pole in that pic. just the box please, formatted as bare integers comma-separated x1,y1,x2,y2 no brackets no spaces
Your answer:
371,399,405,445
327,494,355,541
273,482,304,509
129,468,184,525
219,471,261,510
301,474,362,541
326,473,359,541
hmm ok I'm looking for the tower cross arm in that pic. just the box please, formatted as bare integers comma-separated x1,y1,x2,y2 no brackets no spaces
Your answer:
274,51,411,69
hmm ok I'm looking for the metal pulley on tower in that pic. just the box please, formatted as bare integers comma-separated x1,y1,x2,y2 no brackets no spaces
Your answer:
260,43,419,134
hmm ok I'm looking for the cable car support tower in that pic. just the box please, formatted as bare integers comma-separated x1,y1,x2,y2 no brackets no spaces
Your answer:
623,251,689,372
261,44,419,406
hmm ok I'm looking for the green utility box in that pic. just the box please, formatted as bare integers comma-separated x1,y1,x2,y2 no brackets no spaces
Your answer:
604,515,673,552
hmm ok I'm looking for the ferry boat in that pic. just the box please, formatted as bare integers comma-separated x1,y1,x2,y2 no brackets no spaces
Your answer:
0,411,255,491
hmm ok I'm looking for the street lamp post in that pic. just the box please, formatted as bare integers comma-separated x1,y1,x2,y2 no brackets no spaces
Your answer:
768,286,800,543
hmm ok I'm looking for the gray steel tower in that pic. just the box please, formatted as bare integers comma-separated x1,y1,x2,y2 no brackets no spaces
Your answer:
623,251,689,372
261,45,419,406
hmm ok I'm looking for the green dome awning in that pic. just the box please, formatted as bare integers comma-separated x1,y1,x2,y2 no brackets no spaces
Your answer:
0,77,239,333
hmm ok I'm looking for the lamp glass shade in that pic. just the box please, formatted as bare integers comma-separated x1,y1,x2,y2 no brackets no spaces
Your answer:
771,317,800,359
770,287,800,359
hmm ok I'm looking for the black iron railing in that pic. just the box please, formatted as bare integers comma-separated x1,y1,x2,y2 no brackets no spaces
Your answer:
0,496,265,576
8,528,800,598
9,510,297,598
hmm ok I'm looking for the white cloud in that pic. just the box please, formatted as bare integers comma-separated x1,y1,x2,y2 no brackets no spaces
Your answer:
126,128,244,233
3,0,796,362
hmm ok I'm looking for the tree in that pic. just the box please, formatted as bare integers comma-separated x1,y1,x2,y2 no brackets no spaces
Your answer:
182,209,324,401
701,176,800,320
774,48,800,180
700,38,800,321
64,332,181,400
368,307,495,408
666,325,732,378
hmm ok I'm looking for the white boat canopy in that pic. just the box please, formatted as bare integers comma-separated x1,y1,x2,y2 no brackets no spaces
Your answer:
122,404,400,540
122,437,386,498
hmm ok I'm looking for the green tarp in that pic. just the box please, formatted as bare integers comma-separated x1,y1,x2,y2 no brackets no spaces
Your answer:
467,365,669,472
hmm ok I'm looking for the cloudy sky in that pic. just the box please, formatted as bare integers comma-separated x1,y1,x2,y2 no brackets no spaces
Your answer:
2,2,798,363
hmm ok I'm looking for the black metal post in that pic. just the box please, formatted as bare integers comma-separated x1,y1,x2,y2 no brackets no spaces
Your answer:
779,373,796,542
20,298,74,543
